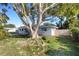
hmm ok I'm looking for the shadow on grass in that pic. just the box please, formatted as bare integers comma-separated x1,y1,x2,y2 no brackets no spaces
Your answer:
45,36,79,56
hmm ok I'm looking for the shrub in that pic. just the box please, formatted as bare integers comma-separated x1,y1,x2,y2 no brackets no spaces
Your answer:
70,27,79,33
70,27,79,41
0,30,8,40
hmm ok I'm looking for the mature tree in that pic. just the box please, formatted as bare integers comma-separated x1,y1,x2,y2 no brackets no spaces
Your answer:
12,3,58,39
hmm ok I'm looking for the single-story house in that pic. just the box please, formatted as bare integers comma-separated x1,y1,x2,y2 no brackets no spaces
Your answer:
4,26,30,35
4,28,18,35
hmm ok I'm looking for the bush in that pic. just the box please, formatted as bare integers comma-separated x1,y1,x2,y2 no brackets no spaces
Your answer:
70,27,79,41
70,27,79,33
0,30,8,40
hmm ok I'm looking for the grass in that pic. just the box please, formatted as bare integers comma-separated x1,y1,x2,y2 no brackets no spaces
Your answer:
44,36,79,56
0,36,79,56
0,38,28,56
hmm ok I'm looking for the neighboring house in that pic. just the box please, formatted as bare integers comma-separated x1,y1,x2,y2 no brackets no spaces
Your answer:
4,28,16,32
4,28,18,35
4,26,29,35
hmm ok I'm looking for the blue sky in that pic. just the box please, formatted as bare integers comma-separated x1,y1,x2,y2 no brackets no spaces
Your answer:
6,7,23,27
0,4,23,27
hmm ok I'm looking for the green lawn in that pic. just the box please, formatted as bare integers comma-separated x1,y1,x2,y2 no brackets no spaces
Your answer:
45,36,79,56
0,38,28,56
0,36,79,56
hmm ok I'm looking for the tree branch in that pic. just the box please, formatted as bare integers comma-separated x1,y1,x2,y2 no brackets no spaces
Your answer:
13,4,31,29
42,3,58,14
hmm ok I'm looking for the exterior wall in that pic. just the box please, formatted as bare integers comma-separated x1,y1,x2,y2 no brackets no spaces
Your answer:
51,29,56,36
43,29,51,36
4,28,16,32
4,28,18,35
8,28,17,33
4,26,29,35
41,28,56,36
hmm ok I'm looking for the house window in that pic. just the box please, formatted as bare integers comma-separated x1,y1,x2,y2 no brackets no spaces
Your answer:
44,28,47,31
19,28,24,31
41,28,47,31
22,29,23,31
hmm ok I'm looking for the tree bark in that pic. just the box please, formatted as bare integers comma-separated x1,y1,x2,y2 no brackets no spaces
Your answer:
32,32,39,39
31,3,42,39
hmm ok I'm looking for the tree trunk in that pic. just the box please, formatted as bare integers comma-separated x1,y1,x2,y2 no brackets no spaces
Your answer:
32,32,39,39
31,3,42,39
31,26,39,39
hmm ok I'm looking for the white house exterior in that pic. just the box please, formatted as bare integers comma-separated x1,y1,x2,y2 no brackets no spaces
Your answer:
4,26,29,35
39,28,55,36
38,26,58,36
4,28,18,35
43,28,56,36
4,28,17,32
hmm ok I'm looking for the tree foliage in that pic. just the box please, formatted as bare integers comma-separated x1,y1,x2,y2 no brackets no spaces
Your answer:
4,24,15,28
0,5,9,40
